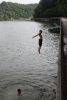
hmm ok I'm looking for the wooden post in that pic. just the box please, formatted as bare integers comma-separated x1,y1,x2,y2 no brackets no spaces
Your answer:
57,18,67,100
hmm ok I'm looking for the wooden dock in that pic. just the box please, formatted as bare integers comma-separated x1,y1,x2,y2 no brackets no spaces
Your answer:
31,17,60,23
57,18,67,100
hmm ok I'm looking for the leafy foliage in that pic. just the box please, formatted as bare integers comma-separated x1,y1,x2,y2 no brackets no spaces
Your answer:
0,1,37,20
33,0,67,18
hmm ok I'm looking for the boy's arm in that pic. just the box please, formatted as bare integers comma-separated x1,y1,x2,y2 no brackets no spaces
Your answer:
32,34,39,38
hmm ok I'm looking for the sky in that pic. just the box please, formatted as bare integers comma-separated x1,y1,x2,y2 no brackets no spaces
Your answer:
0,0,40,4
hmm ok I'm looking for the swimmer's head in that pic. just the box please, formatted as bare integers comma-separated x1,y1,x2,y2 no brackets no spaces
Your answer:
17,88,21,95
39,30,42,33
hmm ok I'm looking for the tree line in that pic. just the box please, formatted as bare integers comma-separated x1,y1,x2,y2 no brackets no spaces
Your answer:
0,1,37,20
33,0,67,18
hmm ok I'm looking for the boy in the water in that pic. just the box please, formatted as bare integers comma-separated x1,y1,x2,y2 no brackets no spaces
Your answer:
33,30,43,54
17,89,21,95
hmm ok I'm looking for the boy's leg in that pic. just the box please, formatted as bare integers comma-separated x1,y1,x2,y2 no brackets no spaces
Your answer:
38,46,41,54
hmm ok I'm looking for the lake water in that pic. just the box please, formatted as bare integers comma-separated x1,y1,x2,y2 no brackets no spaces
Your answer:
0,21,59,100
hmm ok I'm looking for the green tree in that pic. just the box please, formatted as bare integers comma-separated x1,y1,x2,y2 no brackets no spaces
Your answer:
34,0,67,18
0,1,37,20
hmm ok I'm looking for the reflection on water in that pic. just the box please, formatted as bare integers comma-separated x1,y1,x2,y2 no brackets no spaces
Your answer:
0,21,59,100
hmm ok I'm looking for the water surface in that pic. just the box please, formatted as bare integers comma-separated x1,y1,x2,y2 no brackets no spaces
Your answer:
0,21,59,100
